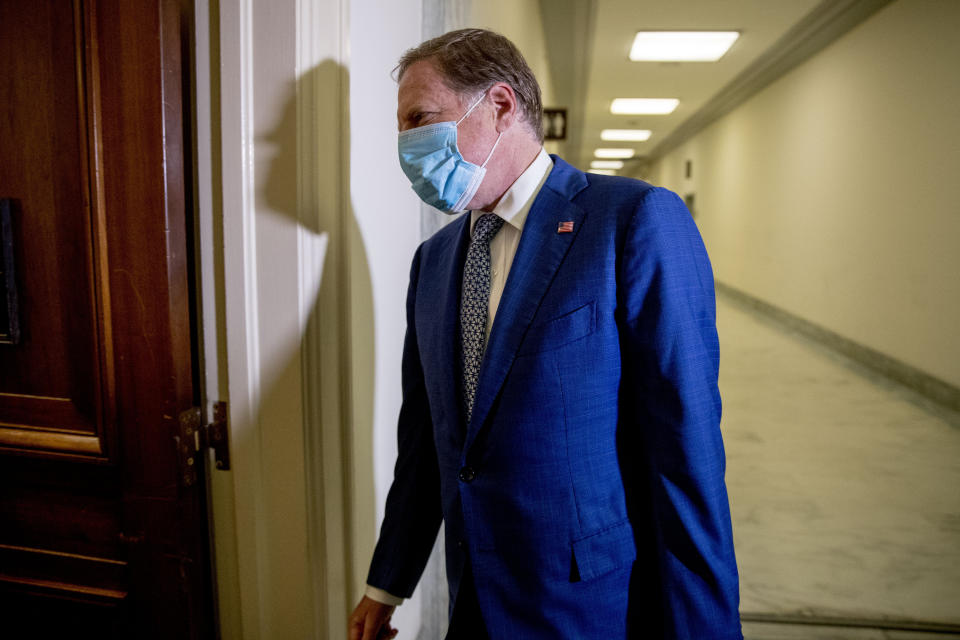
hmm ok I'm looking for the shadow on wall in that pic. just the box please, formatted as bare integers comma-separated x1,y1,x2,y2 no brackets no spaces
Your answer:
244,58,376,632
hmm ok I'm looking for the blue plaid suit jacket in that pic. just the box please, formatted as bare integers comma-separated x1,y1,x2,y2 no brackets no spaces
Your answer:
368,155,742,639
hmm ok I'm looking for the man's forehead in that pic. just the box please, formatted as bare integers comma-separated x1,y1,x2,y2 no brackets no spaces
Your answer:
398,60,458,109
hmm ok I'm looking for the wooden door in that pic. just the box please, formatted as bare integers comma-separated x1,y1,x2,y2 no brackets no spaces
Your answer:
0,1,215,637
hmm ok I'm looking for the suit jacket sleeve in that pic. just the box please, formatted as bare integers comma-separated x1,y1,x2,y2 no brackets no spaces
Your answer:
366,245,444,598
618,187,742,638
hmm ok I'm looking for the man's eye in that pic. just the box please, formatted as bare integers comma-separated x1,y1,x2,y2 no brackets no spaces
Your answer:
412,111,436,126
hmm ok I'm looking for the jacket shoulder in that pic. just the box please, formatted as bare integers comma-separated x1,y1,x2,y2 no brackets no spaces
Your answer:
579,172,660,201
418,213,467,259
572,173,688,229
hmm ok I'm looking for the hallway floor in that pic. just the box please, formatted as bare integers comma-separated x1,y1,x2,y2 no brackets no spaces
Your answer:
715,293,960,638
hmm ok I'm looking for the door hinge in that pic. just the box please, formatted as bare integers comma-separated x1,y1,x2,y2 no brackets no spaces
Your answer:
176,401,230,487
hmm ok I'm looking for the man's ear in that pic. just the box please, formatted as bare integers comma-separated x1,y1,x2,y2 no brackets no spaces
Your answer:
488,82,519,132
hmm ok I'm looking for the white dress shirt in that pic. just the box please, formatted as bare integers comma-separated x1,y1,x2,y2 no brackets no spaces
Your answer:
470,147,553,342
365,148,554,607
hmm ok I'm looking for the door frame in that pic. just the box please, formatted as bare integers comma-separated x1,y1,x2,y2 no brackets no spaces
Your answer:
191,0,354,638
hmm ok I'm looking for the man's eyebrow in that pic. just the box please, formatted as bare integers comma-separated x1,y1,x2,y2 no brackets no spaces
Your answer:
403,102,438,114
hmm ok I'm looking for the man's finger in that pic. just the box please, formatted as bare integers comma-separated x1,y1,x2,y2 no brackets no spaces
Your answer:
376,623,397,640
348,615,363,640
378,615,398,640
360,611,380,640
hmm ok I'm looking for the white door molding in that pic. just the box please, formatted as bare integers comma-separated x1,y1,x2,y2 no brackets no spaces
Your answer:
210,0,352,638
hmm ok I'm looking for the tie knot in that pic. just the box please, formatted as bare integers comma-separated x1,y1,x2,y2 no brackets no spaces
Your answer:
472,213,504,245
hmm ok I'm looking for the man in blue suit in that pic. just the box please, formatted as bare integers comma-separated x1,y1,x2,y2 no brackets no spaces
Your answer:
349,29,741,640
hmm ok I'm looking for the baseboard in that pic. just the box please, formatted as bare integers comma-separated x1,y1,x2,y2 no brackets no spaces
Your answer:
744,620,960,640
715,281,960,416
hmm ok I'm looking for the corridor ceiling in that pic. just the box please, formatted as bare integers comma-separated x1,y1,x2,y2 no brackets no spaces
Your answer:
542,0,823,173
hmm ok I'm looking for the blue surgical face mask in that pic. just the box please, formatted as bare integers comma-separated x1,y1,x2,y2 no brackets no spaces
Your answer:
397,91,503,214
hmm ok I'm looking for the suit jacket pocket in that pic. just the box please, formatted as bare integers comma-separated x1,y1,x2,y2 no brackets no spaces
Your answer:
570,519,637,582
518,300,596,356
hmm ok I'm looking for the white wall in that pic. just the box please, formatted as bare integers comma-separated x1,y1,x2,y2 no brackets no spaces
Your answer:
347,1,424,638
647,0,960,387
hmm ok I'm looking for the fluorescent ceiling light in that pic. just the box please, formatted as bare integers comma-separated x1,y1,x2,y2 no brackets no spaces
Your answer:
591,160,624,170
589,169,617,176
601,129,651,142
611,98,679,115
629,31,740,62
595,148,635,159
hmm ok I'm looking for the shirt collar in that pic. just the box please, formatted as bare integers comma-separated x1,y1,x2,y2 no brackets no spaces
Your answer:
470,147,553,234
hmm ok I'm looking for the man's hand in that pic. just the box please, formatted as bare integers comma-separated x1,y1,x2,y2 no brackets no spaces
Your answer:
349,596,398,640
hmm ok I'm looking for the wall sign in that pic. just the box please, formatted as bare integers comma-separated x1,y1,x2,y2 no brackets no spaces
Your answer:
543,108,567,140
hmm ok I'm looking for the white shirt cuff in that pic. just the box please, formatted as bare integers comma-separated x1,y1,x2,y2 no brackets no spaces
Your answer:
365,584,403,606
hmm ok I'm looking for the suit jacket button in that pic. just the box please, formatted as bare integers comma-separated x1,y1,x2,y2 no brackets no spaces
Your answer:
458,466,476,482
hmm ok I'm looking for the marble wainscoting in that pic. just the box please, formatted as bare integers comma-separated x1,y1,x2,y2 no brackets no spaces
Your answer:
715,293,960,638
741,621,960,640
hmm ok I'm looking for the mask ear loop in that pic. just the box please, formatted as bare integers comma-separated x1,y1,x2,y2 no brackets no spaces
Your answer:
451,129,501,212
480,132,502,168
455,90,488,126
455,89,503,168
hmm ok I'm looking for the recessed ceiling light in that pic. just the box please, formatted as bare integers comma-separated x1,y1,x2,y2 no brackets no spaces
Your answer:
601,129,652,142
595,148,635,159
591,160,624,169
629,31,740,62
589,169,617,176
611,98,679,115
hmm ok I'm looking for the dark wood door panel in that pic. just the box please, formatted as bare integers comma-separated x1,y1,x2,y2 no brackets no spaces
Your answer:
0,543,127,602
1,0,215,636
0,0,115,462
0,457,123,557
2,586,128,639
0,442,130,631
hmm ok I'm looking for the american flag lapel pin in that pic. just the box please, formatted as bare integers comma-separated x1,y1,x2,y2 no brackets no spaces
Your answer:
557,221,574,233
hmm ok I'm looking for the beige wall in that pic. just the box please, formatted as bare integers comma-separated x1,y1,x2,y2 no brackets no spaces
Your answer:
469,0,558,153
647,0,960,387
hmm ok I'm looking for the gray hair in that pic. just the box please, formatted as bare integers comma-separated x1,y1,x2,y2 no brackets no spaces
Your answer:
396,28,544,142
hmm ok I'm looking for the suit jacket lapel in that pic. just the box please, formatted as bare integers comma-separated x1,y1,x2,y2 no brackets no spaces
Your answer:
463,173,587,453
420,213,471,451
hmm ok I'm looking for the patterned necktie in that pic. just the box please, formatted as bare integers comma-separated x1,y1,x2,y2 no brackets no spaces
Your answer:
460,213,505,425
